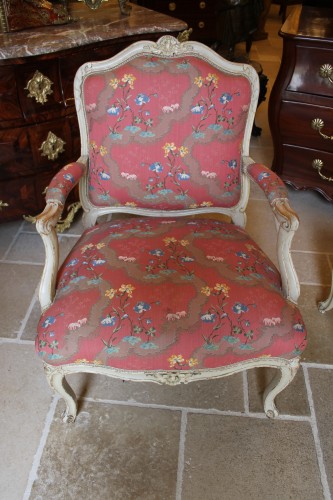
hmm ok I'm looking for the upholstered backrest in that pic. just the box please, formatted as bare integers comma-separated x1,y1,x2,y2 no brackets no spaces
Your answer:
77,37,258,212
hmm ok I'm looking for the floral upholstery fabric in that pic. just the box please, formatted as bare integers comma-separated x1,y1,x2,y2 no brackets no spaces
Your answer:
247,162,288,205
36,217,307,370
83,55,252,210
46,162,86,205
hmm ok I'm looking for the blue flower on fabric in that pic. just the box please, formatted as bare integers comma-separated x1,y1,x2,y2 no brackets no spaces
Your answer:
63,173,74,183
191,104,204,114
201,313,216,323
101,315,117,326
293,322,305,332
123,336,141,345
98,171,111,181
107,105,120,115
66,258,79,267
92,259,106,266
258,172,270,181
42,316,56,328
177,172,190,180
236,251,250,259
228,160,237,169
232,303,249,314
149,162,163,173
150,249,164,256
220,93,233,104
141,342,158,349
134,301,151,314
135,93,150,106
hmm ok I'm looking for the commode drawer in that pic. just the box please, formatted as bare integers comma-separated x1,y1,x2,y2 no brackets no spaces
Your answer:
287,45,333,98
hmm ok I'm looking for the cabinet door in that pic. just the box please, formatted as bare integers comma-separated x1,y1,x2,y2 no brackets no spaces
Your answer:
0,67,22,127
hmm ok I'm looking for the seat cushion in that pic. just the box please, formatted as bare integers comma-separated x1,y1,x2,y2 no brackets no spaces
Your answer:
36,217,307,370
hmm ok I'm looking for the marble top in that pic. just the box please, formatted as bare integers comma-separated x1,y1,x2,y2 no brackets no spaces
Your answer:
0,2,187,60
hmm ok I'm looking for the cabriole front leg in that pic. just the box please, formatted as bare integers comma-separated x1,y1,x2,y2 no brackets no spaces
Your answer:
44,364,77,423
263,358,299,418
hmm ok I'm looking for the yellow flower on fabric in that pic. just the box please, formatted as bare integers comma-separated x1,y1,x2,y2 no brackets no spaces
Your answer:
119,284,135,297
194,76,204,88
168,354,185,367
201,286,212,296
122,74,136,89
180,240,189,247
75,359,90,364
201,201,213,207
105,288,117,300
109,78,120,89
99,146,107,156
90,141,97,151
125,202,137,207
187,358,199,368
81,243,94,253
214,283,230,296
179,146,189,157
206,73,219,87
163,142,176,157
189,203,199,209
96,243,106,250
163,236,177,246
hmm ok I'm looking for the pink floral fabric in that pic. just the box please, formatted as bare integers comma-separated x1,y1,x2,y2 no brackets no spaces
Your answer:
83,55,252,210
247,162,288,205
46,162,86,205
36,217,307,370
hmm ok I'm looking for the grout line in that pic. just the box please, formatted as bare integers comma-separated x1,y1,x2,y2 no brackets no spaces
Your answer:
303,365,332,500
0,259,43,266
175,411,187,500
17,288,39,341
302,362,333,371
1,220,25,262
299,281,331,287
242,371,250,414
82,396,311,422
23,395,59,500
0,338,34,345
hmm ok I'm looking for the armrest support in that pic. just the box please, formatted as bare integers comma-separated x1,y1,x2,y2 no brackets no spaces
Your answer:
246,161,300,304
36,159,87,311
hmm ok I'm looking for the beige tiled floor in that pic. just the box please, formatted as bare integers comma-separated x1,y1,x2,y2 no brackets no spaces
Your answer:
1,6,333,499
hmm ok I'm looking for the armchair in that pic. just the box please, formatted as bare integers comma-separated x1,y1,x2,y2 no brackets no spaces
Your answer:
35,36,306,423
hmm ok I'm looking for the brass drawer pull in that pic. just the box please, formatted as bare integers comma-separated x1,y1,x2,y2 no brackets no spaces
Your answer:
198,21,205,29
0,201,9,210
169,2,176,11
39,131,65,161
25,70,53,105
312,159,333,183
311,118,333,141
199,2,206,8
319,64,333,85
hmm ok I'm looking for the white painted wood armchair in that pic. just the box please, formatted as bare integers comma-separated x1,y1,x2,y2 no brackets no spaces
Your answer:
35,36,307,423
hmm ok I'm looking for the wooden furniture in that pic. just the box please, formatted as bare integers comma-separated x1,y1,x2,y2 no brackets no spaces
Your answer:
0,2,187,222
34,35,307,424
269,5,333,202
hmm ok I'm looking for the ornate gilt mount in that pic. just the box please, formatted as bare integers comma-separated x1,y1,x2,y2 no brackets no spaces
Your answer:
311,118,333,141
0,200,9,210
25,70,53,105
319,64,333,85
39,131,65,161
78,0,131,13
312,159,333,183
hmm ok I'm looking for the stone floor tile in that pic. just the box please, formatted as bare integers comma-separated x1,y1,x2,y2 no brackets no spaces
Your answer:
247,366,309,416
0,263,41,338
246,198,278,266
0,344,52,500
298,285,333,364
22,297,41,341
68,372,245,412
292,251,332,286
7,232,46,263
308,368,333,495
30,400,180,500
182,413,324,500
0,220,21,259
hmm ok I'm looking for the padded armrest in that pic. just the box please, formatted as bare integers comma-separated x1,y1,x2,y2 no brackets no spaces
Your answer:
36,157,87,311
45,160,87,205
245,160,300,304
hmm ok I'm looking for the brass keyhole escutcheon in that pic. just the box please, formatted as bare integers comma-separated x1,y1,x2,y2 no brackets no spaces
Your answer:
39,131,66,161
25,70,53,105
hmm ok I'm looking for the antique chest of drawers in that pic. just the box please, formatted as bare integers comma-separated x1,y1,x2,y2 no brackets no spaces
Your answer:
0,2,187,222
269,5,333,201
